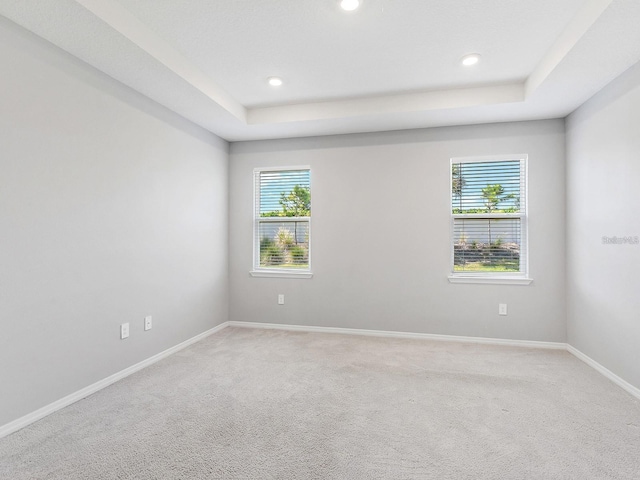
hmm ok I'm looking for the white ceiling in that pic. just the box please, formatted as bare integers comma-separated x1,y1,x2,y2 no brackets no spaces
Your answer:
1,0,640,141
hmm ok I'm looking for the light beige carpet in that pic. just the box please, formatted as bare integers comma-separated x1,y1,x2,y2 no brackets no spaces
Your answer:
2,327,640,479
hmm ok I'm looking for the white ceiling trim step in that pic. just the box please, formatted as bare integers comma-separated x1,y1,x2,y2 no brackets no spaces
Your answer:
525,0,614,98
72,0,247,123
70,0,614,128
248,84,525,125
3,0,636,140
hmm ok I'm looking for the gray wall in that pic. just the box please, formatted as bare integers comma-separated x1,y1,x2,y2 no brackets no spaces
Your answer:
230,120,566,342
566,61,640,390
0,19,229,426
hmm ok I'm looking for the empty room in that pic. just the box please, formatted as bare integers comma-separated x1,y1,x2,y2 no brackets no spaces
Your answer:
1,0,640,478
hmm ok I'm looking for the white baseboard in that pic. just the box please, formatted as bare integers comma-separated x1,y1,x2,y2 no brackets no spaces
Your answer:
0,322,230,440
4,320,638,439
567,345,640,400
227,321,568,350
230,322,640,400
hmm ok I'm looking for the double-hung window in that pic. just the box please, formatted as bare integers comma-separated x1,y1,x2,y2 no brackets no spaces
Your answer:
252,167,312,278
449,155,530,284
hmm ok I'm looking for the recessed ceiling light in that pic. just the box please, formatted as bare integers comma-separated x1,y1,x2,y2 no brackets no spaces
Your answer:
461,54,481,66
268,76,283,87
340,0,360,11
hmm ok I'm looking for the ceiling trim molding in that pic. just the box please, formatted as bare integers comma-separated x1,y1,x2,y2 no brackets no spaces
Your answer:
68,0,597,128
525,0,614,98
247,83,525,125
2,0,632,140
73,0,247,122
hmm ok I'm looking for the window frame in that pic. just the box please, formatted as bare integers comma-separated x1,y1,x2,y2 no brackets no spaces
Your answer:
250,166,313,279
448,154,532,285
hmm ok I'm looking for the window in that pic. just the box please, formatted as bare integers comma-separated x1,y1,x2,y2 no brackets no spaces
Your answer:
449,155,530,284
252,167,312,278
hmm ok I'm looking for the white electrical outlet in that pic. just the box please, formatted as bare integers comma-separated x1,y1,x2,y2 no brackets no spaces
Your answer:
120,323,130,339
278,294,285,305
499,304,508,316
144,315,152,331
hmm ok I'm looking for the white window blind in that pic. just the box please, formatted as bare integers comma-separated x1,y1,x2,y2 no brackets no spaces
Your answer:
253,168,311,273
450,156,527,277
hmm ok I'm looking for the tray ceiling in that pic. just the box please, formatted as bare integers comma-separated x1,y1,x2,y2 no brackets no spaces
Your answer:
1,0,639,141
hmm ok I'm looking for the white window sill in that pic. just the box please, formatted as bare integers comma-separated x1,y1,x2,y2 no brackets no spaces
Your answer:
448,275,533,285
250,270,313,279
